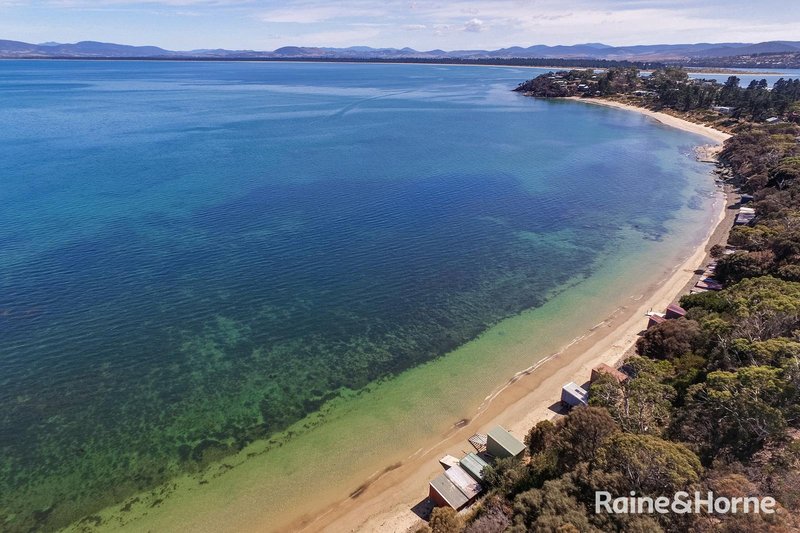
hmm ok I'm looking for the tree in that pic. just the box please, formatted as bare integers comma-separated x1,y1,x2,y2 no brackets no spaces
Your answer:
463,497,510,533
678,366,787,460
482,457,532,496
526,419,556,455
429,506,464,533
725,276,800,341
551,407,619,470
636,319,702,360
727,337,800,366
715,251,775,285
589,361,675,435
597,433,702,495
691,473,794,532
511,476,600,533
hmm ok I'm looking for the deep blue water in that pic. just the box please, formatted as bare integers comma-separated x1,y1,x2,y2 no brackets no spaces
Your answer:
0,60,714,531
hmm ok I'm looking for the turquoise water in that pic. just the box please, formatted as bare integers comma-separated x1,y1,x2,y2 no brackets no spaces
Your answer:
0,60,715,531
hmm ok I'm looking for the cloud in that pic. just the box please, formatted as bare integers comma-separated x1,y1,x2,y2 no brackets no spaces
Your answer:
289,26,382,45
3,0,800,50
463,17,483,32
256,1,388,24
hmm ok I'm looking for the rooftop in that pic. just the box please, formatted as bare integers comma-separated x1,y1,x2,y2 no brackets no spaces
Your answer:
487,426,526,457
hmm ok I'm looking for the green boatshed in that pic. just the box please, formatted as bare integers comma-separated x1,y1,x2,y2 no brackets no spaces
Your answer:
486,426,526,459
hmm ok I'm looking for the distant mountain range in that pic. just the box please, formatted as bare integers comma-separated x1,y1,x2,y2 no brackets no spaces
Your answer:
2,39,800,63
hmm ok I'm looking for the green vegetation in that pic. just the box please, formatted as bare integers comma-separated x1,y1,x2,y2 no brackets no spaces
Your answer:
451,71,800,531
516,66,800,123
455,275,800,531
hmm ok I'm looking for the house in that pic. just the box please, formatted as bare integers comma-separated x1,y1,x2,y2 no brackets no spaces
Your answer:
665,304,687,319
561,382,589,408
486,426,526,459
766,117,780,124
591,363,629,384
712,106,734,115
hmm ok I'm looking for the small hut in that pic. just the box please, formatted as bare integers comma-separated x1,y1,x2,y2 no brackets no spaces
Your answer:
647,314,667,329
459,453,489,481
561,382,588,409
486,426,526,459
591,363,629,384
665,304,687,319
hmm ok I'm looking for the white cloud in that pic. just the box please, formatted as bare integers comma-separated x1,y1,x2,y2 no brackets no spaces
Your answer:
3,0,800,50
464,17,483,32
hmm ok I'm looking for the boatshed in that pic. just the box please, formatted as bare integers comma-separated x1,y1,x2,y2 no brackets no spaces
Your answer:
647,314,667,329
429,463,484,510
591,363,628,384
665,304,687,319
487,426,526,459
459,453,489,481
561,382,588,408
735,207,756,226
445,465,482,500
429,473,469,510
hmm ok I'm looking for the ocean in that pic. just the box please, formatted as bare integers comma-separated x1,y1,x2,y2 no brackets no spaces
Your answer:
0,60,718,531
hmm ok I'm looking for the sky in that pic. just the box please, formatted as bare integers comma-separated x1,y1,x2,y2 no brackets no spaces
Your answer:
1,0,799,51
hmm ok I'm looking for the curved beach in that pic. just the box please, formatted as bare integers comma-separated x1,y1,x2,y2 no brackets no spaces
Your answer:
4,61,732,533
91,100,733,533
293,102,733,533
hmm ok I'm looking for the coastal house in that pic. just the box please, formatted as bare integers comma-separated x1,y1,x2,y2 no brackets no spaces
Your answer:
591,363,629,384
712,106,734,115
561,382,589,409
486,426,526,459
429,464,484,510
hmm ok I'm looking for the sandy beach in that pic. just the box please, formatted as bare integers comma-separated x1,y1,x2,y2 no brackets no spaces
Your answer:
296,101,734,533
571,97,732,144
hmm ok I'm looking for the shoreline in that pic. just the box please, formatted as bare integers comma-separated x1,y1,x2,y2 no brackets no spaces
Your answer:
565,97,732,144
301,101,734,533
66,98,734,533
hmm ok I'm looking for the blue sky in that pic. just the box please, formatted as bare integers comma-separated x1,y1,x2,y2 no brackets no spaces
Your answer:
1,0,799,51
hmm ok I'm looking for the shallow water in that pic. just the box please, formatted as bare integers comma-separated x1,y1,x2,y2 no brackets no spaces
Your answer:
0,60,716,531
